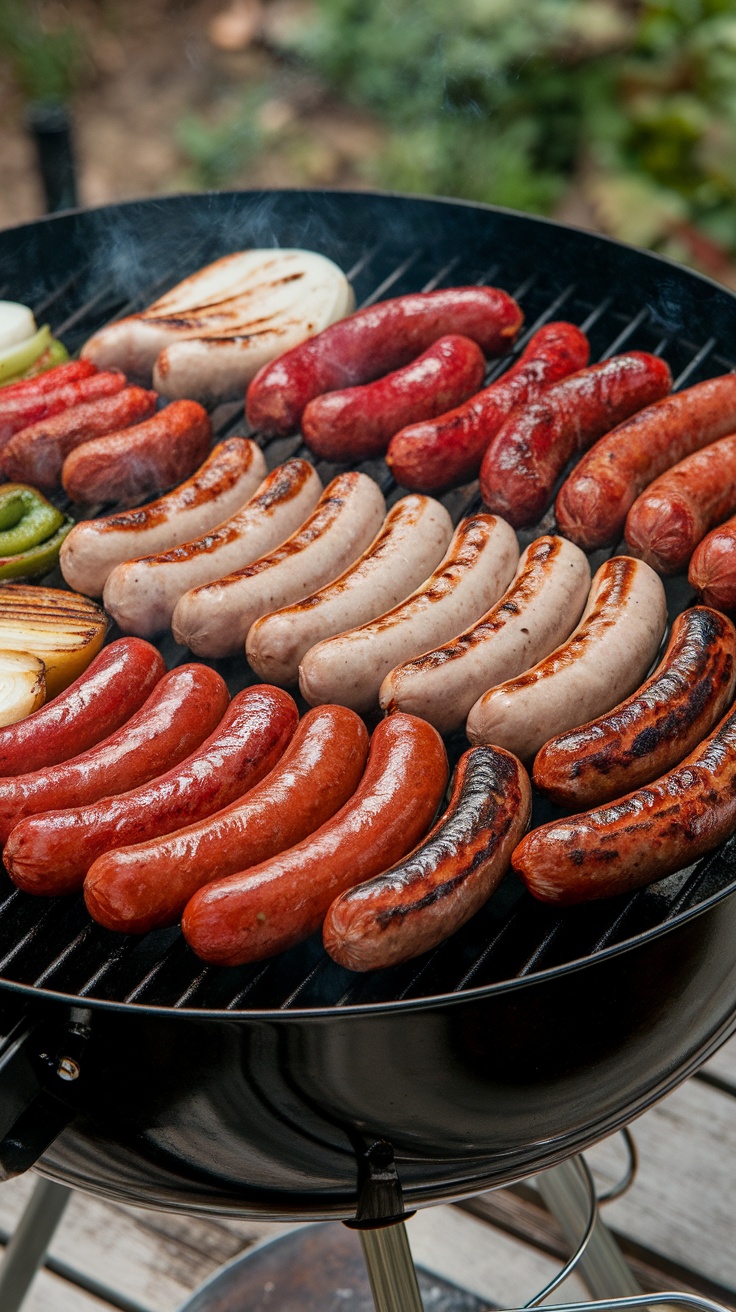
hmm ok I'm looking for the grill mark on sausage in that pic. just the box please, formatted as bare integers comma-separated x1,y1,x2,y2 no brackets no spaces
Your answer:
93,440,254,534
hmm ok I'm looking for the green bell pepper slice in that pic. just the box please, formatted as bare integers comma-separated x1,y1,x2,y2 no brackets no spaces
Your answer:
0,485,65,554
0,516,74,580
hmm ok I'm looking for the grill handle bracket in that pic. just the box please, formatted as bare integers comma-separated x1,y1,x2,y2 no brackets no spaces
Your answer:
0,1007,91,1180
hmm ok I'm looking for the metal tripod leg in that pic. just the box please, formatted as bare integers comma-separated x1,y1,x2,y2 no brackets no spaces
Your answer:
359,1222,425,1312
0,1176,71,1312
536,1157,641,1300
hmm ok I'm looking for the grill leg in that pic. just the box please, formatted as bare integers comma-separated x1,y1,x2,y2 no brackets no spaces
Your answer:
0,1176,71,1312
359,1221,425,1312
536,1157,641,1299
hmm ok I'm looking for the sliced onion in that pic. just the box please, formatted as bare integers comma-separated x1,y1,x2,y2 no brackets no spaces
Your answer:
0,324,52,383
0,584,107,697
0,302,37,352
0,649,46,727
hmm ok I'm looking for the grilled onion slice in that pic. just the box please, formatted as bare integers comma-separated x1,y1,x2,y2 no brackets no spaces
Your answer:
0,649,45,727
0,585,107,696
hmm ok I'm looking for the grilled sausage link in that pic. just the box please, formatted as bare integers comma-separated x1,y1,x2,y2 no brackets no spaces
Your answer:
0,637,165,776
386,321,590,493
60,438,267,597
301,334,486,463
689,517,736,612
0,369,127,448
182,713,448,966
380,535,590,734
466,557,667,762
299,514,519,714
556,374,736,551
514,697,736,904
0,664,229,847
324,746,531,971
6,685,297,896
103,458,322,637
246,494,453,687
246,287,523,436
84,704,369,934
533,607,736,808
173,472,386,659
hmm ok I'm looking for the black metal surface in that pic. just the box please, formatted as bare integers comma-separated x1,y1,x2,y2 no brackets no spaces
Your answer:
0,190,735,1218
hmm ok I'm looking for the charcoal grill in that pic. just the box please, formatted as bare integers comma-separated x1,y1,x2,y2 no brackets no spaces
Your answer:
0,193,735,1303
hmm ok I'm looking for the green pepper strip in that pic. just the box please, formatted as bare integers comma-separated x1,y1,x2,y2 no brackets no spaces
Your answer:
0,486,65,553
0,517,74,580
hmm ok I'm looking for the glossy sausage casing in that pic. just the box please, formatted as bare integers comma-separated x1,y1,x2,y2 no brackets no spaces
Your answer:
182,713,448,966
84,704,369,934
6,685,297,896
324,746,531,971
533,607,736,808
0,664,229,847
689,517,736,612
0,637,165,776
61,400,212,505
386,321,590,493
0,370,127,448
246,287,523,436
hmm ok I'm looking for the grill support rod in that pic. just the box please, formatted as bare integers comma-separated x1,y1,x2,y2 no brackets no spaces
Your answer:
0,1176,71,1312
535,1157,641,1302
359,1222,425,1312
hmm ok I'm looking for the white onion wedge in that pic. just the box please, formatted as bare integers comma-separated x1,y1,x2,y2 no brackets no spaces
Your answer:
0,585,107,697
0,302,37,353
0,649,46,727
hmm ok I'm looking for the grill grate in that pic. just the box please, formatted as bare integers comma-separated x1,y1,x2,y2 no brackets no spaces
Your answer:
2,210,735,1013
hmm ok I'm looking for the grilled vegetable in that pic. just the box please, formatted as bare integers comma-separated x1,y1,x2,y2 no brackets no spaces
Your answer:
0,303,36,352
0,325,52,385
0,585,107,696
0,303,68,387
0,485,73,580
0,649,46,727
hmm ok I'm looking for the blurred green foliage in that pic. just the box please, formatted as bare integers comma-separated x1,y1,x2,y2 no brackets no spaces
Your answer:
0,0,85,103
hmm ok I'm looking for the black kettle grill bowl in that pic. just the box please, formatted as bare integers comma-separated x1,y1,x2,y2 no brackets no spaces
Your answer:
0,189,736,1221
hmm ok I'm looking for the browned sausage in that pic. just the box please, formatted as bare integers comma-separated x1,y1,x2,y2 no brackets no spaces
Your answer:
61,400,212,505
689,517,736,612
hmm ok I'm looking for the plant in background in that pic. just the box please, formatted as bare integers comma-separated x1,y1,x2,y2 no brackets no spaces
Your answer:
0,0,86,104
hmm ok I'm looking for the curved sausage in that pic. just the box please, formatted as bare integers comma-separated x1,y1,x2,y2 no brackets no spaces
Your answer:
182,713,448,966
103,459,322,637
0,370,127,448
513,698,736,905
301,335,486,463
386,322,590,493
324,746,531,971
2,387,158,492
689,517,736,612
380,535,590,734
299,514,519,714
0,359,96,400
0,637,165,776
624,431,736,574
246,287,523,436
6,685,297,896
84,704,369,934
61,400,212,506
556,374,736,550
172,472,386,659
246,494,453,686
0,664,228,847
479,353,672,528
533,607,736,808
59,438,267,597
466,557,667,762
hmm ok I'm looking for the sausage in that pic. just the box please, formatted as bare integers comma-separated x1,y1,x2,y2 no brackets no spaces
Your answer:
6,685,297,896
246,287,523,436
624,431,736,574
380,535,590,734
84,704,369,934
689,517,736,612
386,322,590,493
301,335,486,463
172,471,386,659
299,514,519,714
61,400,212,506
246,494,453,686
466,556,667,762
556,374,736,551
479,353,672,529
59,438,267,598
1,387,159,492
513,698,736,905
0,359,96,399
0,370,127,448
324,746,531,971
0,664,229,847
0,637,165,776
533,607,736,809
181,713,448,966
103,459,322,638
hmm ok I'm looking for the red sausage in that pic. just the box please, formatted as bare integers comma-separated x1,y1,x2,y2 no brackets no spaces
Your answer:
556,375,736,551
0,637,165,777
6,685,297,896
182,712,448,965
479,353,672,529
0,664,228,848
246,287,523,437
0,360,97,400
0,371,128,449
386,322,590,492
689,517,736,612
84,704,369,934
61,400,212,505
301,335,486,463
2,387,159,491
